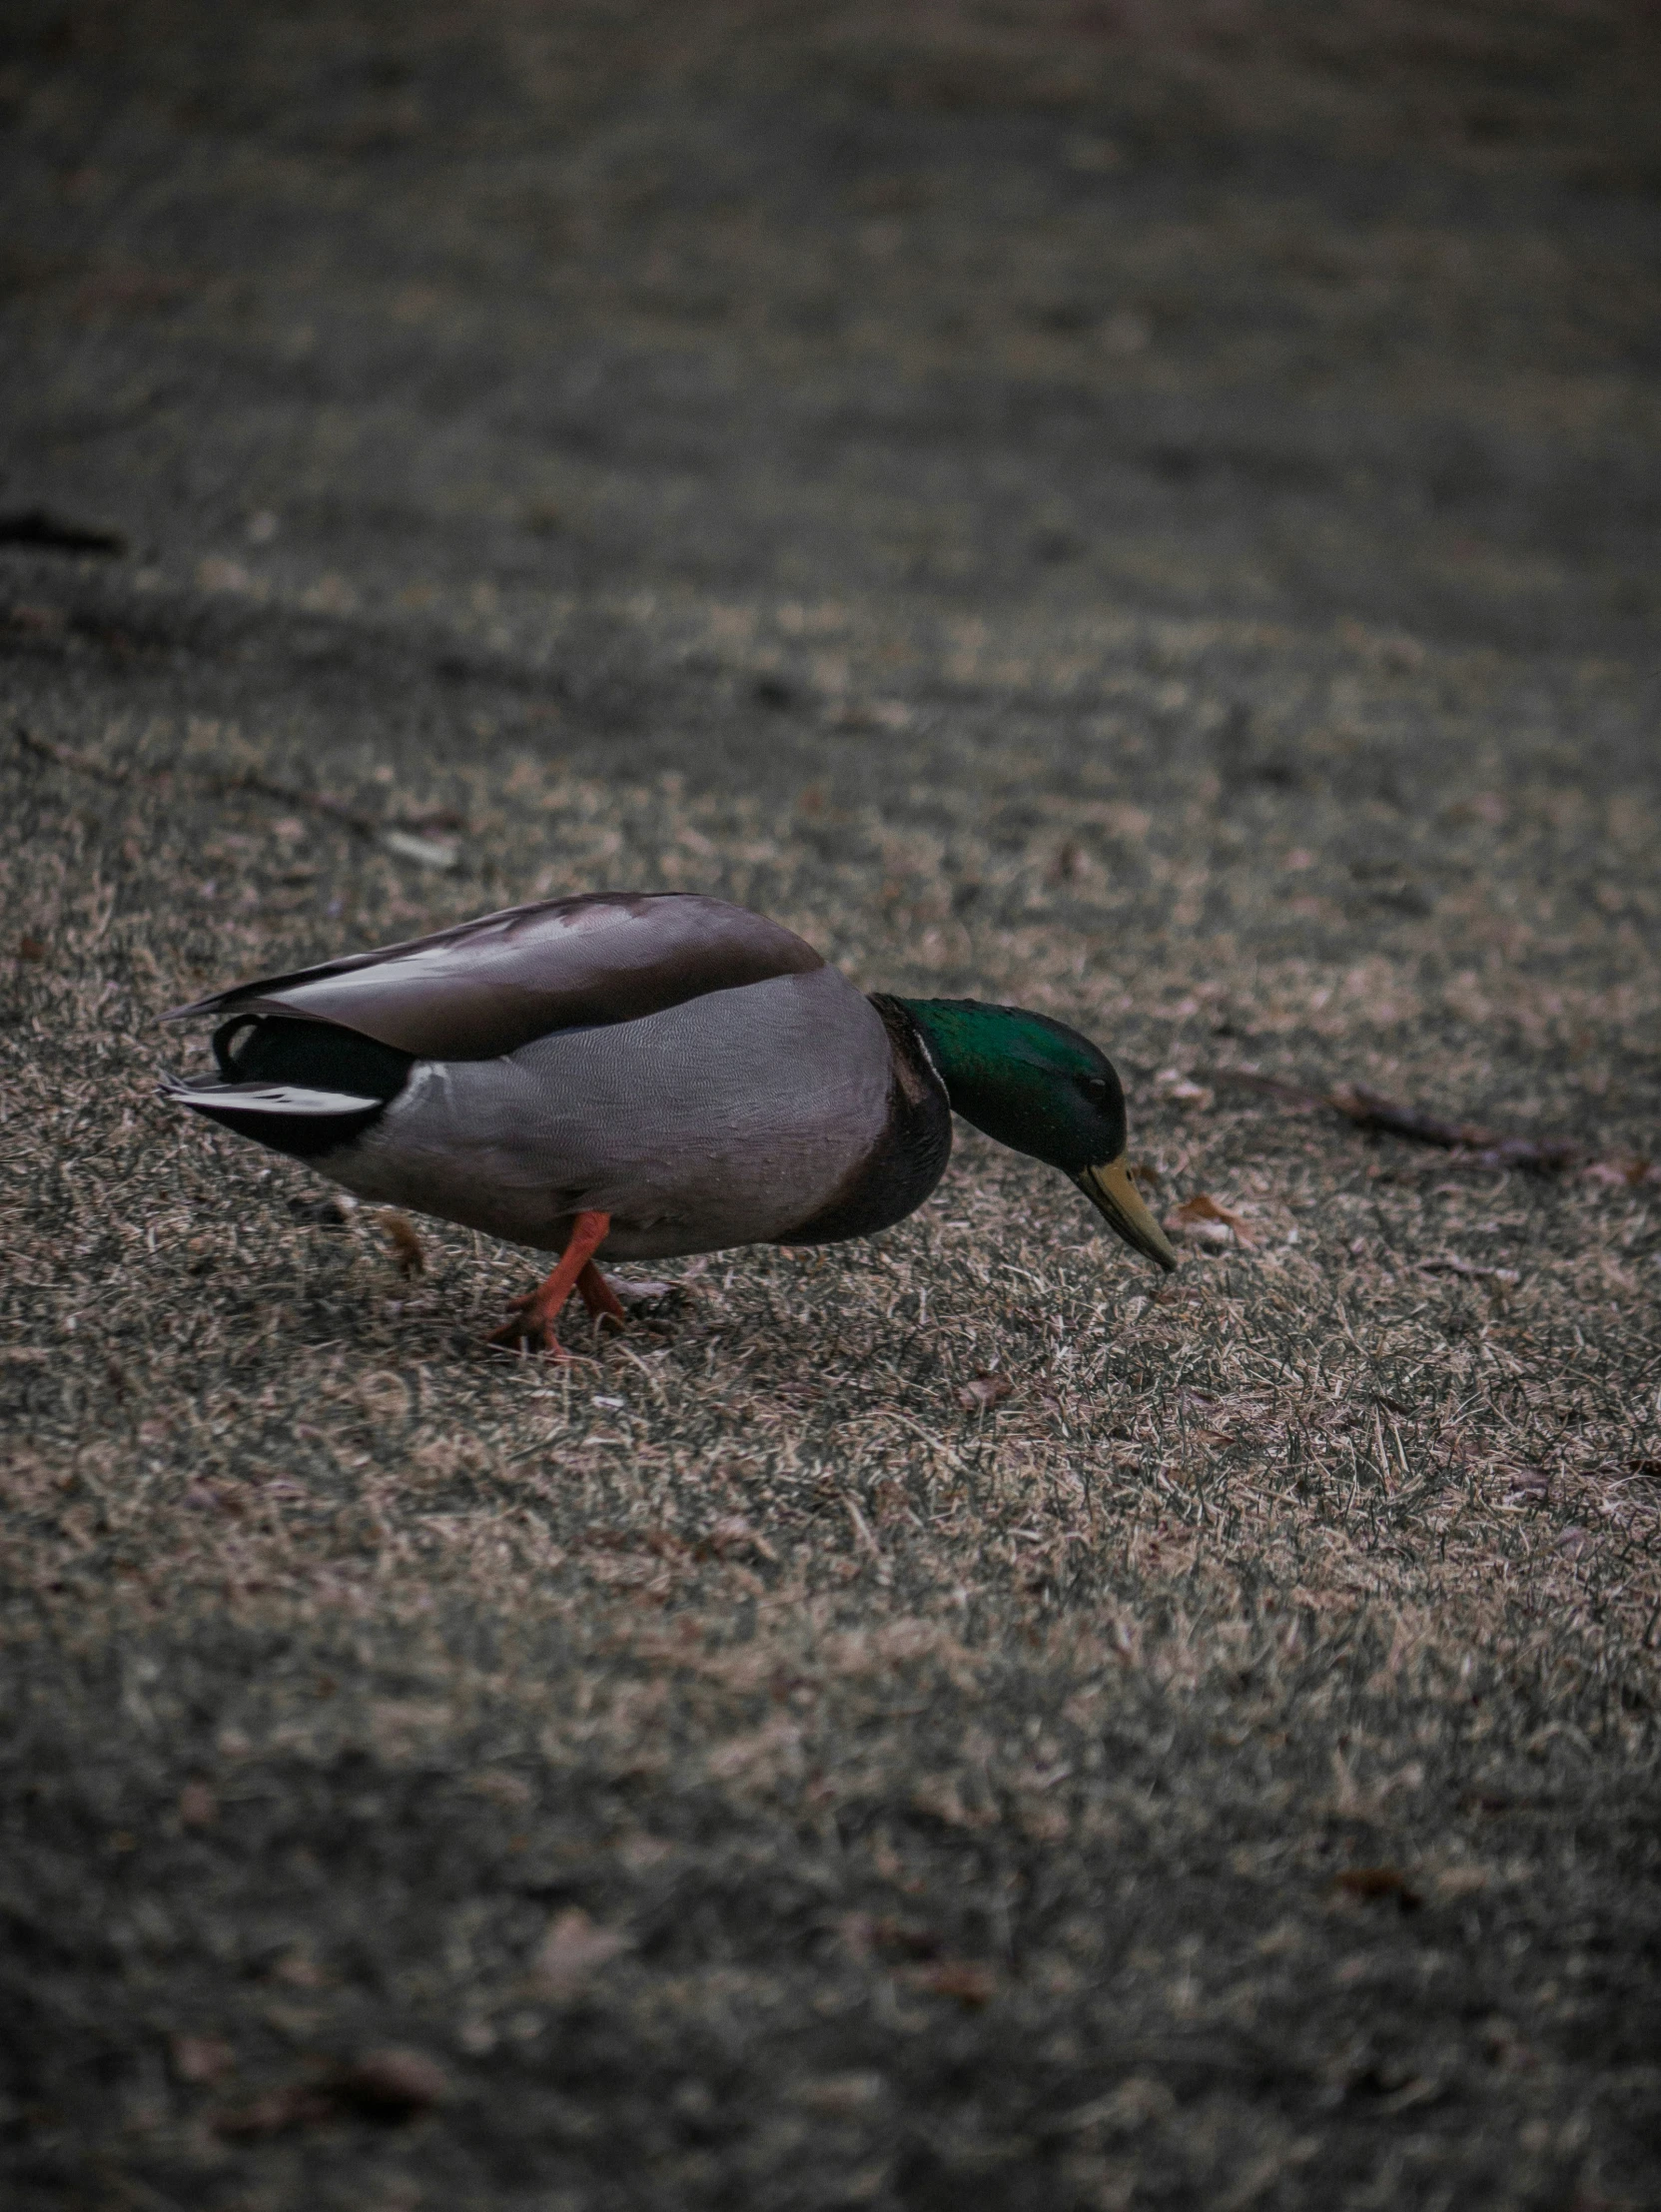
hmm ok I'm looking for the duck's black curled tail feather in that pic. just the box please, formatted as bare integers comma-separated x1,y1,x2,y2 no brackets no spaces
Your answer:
162,1016,415,1162
213,1015,414,1099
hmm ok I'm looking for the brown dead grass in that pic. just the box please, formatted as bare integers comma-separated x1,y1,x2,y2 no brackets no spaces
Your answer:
4,626,1658,2208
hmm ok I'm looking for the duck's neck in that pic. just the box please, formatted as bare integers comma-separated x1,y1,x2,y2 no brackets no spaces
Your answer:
891,997,1071,1158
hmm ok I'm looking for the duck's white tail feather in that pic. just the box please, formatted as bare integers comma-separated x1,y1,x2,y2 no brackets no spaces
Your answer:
162,1077,382,1117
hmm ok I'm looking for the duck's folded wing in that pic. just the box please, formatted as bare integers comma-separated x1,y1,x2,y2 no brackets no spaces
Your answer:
162,892,824,1060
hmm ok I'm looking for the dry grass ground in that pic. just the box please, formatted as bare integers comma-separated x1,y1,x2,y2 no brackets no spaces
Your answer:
2,5,1660,2207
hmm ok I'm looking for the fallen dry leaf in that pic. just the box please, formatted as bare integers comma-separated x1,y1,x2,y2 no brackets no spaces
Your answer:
269,1946,327,1988
1330,1865,1423,1910
959,1372,1014,1411
1434,1865,1491,1899
467,1767,533,1809
606,1275,677,1306
904,1958,997,2007
379,1210,425,1278
1502,1469,1551,1504
208,2048,446,2138
328,2047,448,2119
911,1773,997,1829
178,1779,217,1831
169,2032,234,2085
698,1513,778,1564
1168,1192,1254,1247
837,1912,940,1964
530,1907,631,1996
1155,1068,1214,1108
1583,1156,1657,1187
211,2084,335,2140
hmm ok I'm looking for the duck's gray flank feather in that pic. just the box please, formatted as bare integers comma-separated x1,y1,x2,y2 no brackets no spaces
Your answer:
312,964,897,1259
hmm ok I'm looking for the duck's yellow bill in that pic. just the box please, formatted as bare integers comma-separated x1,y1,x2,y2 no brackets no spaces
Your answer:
1074,1153,1179,1272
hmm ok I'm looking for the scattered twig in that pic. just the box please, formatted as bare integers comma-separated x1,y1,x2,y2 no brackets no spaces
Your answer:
1417,1255,1520,1285
1330,1865,1423,1910
1326,1083,1580,1170
379,825,462,870
1197,1068,1327,1111
842,1492,883,1560
0,507,128,556
210,2047,447,2139
15,725,130,789
222,767,386,839
1203,1064,1651,1180
14,722,463,863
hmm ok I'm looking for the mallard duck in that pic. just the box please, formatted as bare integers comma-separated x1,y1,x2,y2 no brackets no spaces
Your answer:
162,891,1176,1351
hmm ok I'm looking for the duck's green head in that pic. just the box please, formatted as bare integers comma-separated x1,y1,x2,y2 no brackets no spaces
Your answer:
896,997,1178,1272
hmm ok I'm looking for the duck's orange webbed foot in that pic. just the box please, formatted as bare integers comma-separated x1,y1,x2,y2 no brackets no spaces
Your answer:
487,1211,611,1355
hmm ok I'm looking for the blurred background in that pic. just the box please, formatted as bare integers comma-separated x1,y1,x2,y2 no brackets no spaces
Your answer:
6,0,1659,1109
4,0,1659,703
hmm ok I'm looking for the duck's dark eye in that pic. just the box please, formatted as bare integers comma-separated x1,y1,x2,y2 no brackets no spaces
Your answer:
1080,1076,1110,1106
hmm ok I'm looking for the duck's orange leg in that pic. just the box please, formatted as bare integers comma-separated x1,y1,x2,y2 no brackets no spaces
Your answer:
576,1262,626,1324
488,1211,611,1355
